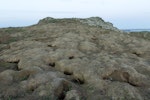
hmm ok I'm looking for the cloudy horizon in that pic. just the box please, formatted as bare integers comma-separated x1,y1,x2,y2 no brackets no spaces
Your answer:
0,0,150,29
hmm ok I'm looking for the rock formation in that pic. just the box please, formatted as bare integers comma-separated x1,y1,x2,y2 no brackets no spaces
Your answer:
38,17,119,31
0,17,150,100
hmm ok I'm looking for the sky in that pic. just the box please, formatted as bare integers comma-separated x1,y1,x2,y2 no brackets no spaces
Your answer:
0,0,150,29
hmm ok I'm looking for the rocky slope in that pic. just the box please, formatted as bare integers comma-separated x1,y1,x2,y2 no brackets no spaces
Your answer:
0,17,150,100
38,17,119,31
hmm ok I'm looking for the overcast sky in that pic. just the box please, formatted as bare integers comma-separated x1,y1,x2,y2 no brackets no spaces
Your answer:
0,0,150,29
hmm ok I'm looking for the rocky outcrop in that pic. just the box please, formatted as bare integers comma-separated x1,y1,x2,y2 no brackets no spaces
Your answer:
38,17,119,31
0,17,150,100
78,17,119,31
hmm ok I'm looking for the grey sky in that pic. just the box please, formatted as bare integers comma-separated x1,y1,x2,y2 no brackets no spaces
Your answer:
0,0,150,29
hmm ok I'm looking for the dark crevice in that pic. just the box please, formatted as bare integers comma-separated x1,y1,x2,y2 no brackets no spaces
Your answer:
64,71,73,75
47,44,53,47
132,52,141,57
58,92,66,100
128,82,139,87
47,44,57,51
68,56,74,60
58,85,70,100
27,86,37,93
0,60,20,72
31,88,35,92
49,62,55,67
55,82,70,100
11,60,20,63
13,64,20,71
9,60,20,71
72,78,84,85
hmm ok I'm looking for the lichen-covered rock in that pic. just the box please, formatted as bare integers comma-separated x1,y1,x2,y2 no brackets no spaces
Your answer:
78,17,119,31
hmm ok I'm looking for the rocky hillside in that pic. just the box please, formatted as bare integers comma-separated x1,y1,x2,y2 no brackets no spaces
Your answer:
38,17,119,31
0,17,150,100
